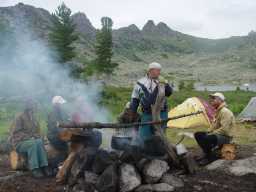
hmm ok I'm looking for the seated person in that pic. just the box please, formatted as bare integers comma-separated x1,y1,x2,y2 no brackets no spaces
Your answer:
9,99,48,178
47,96,69,168
194,92,235,165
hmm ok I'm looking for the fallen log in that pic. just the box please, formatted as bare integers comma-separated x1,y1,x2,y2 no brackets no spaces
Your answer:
59,111,202,129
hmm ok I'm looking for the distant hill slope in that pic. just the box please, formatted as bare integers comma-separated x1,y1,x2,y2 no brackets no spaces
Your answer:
1,3,256,86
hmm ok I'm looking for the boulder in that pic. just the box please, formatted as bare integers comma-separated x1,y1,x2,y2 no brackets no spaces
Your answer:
151,183,175,192
206,159,231,171
96,164,118,192
71,178,95,192
143,159,169,183
84,171,99,185
135,185,153,192
136,158,149,172
229,156,256,176
207,156,256,176
120,163,141,192
160,173,184,188
92,149,114,174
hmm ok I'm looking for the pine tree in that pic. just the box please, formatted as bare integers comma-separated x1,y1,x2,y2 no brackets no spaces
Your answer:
94,17,118,74
0,19,16,63
49,3,78,63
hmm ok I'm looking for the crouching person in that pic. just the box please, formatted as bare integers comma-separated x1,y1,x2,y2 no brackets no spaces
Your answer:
194,93,235,165
9,99,48,178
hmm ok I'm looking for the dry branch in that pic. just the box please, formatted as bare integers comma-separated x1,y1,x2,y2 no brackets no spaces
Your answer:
59,111,202,129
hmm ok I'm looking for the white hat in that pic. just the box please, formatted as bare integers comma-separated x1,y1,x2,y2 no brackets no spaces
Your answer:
209,92,225,101
52,96,66,105
148,62,162,70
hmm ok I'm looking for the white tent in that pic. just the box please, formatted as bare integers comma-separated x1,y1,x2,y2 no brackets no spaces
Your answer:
237,97,256,122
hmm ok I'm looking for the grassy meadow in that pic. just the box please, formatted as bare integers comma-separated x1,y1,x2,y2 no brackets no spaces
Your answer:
0,86,255,147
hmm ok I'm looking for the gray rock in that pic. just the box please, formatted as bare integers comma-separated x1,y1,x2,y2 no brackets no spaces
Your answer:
84,171,99,185
135,183,174,192
193,185,203,191
152,183,175,192
143,159,169,184
135,184,153,192
207,156,256,176
160,173,184,188
229,156,256,176
96,164,118,192
206,159,231,171
136,158,149,172
120,163,141,192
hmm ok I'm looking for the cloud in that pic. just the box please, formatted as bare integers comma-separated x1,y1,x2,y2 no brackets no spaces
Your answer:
1,0,256,38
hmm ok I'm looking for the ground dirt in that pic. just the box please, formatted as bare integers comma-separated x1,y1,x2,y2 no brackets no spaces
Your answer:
0,145,255,192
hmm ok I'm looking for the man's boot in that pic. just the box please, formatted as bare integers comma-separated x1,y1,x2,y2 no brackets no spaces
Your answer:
198,152,217,166
32,168,44,178
42,166,53,177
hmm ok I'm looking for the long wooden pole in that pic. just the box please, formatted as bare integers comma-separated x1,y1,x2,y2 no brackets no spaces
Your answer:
59,111,203,129
151,84,179,166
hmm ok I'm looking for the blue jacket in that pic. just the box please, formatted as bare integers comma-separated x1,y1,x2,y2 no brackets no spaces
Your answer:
130,75,173,114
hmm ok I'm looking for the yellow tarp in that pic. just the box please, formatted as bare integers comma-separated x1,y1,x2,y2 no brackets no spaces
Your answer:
167,97,211,129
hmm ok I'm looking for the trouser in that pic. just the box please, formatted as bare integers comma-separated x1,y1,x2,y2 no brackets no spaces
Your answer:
48,135,68,152
139,111,168,141
16,138,48,170
194,132,231,156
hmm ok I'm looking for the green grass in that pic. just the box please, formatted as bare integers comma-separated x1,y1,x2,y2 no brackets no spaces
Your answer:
99,87,256,146
100,86,255,117
0,87,255,146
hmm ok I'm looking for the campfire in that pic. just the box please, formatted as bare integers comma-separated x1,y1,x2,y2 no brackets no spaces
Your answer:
60,130,196,192
57,96,200,192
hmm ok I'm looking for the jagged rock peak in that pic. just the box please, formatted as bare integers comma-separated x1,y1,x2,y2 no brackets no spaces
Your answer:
157,22,171,30
142,20,156,32
126,24,140,32
71,12,96,38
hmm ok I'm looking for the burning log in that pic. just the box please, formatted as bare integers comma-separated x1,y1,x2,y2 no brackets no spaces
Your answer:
58,111,203,129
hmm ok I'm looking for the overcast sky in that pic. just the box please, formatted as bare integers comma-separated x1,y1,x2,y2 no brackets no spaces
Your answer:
1,0,256,39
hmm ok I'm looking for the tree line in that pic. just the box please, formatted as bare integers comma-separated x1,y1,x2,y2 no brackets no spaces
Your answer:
0,2,118,78
49,2,118,77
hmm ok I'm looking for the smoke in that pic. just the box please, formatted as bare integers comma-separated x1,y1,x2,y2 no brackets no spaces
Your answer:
0,23,110,123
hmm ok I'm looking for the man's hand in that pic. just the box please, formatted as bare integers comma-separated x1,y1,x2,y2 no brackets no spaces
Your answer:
119,109,140,123
158,76,168,84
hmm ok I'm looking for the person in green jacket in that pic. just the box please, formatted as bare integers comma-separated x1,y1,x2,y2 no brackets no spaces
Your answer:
194,92,235,165
9,99,48,178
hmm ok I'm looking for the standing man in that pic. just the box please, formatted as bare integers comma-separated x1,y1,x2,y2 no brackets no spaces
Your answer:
130,62,173,141
194,92,235,165
9,99,48,178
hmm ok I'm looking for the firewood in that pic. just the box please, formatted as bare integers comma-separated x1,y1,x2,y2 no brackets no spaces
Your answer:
56,151,77,184
69,147,97,182
9,150,26,170
151,83,179,166
58,111,202,129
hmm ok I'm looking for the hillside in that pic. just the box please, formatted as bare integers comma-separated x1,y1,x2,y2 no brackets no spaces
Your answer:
1,3,256,86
